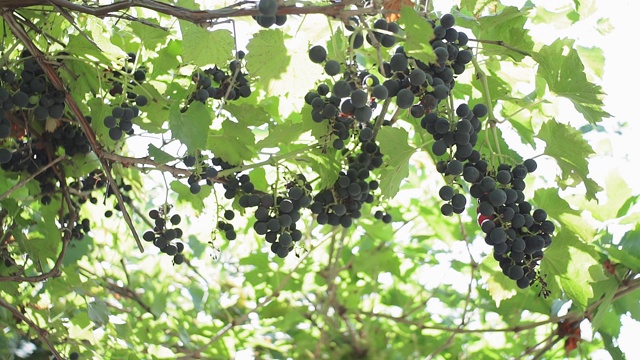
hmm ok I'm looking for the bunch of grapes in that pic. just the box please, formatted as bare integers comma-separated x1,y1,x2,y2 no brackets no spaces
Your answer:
252,0,287,28
471,160,554,289
427,102,486,215
143,208,186,264
103,103,143,141
248,175,310,258
310,142,383,228
185,57,251,107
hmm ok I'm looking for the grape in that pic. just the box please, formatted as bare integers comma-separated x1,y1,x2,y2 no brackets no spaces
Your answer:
447,160,463,175
360,127,373,141
409,68,426,86
472,103,488,118
456,104,470,118
70,352,79,360
190,182,201,194
280,199,294,213
258,0,277,16
333,80,352,98
372,84,388,100
433,84,449,100
183,155,196,167
490,227,507,244
389,53,408,72
170,214,181,225
109,127,123,141
441,203,454,216
382,213,392,223
439,185,454,201
456,50,473,64
275,15,287,26
406,105,423,119
463,166,480,183
351,90,368,108
432,140,447,156
440,13,455,28
174,253,185,264
133,69,146,82
350,32,364,49
478,201,494,216
396,88,414,109
524,159,538,173
12,91,29,107
488,189,507,207
354,106,372,122
533,209,547,222
309,45,327,64
496,170,512,184
224,209,235,220
135,95,148,106
256,15,276,28
508,265,524,280
451,193,466,209
324,60,341,76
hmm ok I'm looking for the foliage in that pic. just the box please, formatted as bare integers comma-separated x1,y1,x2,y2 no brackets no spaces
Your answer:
0,0,637,359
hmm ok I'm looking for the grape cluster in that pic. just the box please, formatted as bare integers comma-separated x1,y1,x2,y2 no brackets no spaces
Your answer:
217,209,237,240
103,104,142,141
186,57,251,107
310,143,383,228
375,14,471,116
143,208,186,264
247,175,310,258
473,160,554,289
253,0,287,28
427,102,486,215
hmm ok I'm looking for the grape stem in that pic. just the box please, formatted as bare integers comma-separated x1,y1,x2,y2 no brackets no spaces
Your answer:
468,38,531,57
471,56,502,166
372,97,392,141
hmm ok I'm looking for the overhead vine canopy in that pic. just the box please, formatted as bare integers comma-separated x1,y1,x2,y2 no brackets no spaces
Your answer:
0,0,637,359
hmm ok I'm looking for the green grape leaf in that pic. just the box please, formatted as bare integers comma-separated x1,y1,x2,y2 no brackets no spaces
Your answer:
541,228,606,310
207,121,256,166
152,39,181,75
129,20,168,49
534,38,609,123
378,127,416,198
299,147,341,190
538,119,602,201
224,101,271,127
257,122,305,149
398,7,436,65
583,170,635,222
147,144,175,164
170,180,212,213
169,102,212,152
245,29,291,89
480,256,517,305
179,21,234,67
466,6,535,61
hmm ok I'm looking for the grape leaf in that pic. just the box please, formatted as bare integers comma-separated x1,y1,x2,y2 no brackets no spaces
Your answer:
224,101,271,127
179,21,234,67
207,121,256,166
378,127,416,198
245,29,290,89
130,20,168,49
88,300,110,326
463,6,535,61
170,180,212,213
541,228,606,310
147,144,175,164
582,170,635,222
169,102,211,152
538,119,602,201
398,7,436,65
480,256,517,305
534,38,609,123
